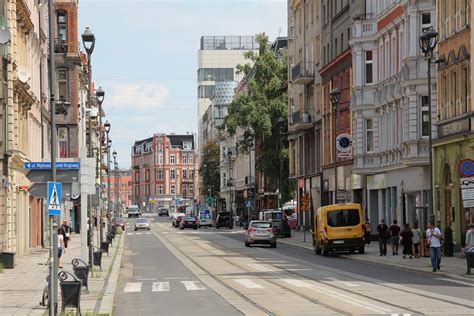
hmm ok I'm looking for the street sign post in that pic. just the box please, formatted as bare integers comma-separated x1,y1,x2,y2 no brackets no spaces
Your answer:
47,182,62,215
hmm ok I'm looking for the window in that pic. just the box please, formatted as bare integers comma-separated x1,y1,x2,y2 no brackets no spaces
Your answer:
222,172,227,188
157,185,164,195
145,185,150,196
58,127,69,158
391,35,396,75
421,12,431,33
182,184,187,196
421,96,430,137
157,169,163,180
197,85,215,98
197,68,234,81
189,155,193,165
340,33,344,52
334,38,337,56
183,170,187,179
170,154,175,164
365,119,374,152
171,185,175,195
327,209,360,227
461,67,468,113
451,71,457,116
182,154,187,164
157,154,163,164
57,11,67,41
57,68,68,101
315,36,320,65
134,186,140,196
170,169,176,179
157,142,163,152
134,171,140,183
189,184,194,195
145,169,150,182
365,51,373,84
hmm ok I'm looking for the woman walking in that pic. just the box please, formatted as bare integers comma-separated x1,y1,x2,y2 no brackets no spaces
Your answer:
401,223,414,259
411,222,422,258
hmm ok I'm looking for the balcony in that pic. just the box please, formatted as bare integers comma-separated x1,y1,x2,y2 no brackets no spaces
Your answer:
290,111,312,131
352,13,376,39
54,38,68,54
291,61,314,84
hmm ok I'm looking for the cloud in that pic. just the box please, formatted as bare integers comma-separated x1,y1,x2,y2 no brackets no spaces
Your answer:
105,81,169,111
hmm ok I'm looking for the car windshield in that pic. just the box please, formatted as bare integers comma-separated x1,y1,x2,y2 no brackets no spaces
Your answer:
327,209,360,227
184,217,196,221
200,214,211,219
251,222,272,228
136,219,148,223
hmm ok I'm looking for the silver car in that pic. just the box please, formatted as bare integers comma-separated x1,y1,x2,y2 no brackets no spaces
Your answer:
134,218,150,231
245,221,276,248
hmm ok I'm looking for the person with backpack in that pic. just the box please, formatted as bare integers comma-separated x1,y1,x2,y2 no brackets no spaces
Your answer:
400,223,414,259
426,222,442,272
389,219,401,255
411,222,422,258
377,219,389,256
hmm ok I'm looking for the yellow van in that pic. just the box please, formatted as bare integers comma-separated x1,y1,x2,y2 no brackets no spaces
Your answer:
313,203,365,256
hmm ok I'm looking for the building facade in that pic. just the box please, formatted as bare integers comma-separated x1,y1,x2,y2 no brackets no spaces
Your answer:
103,171,133,211
132,134,196,211
351,0,437,229
433,0,471,245
288,0,323,228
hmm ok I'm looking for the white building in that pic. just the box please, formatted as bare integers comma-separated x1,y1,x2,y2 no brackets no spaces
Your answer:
350,0,437,228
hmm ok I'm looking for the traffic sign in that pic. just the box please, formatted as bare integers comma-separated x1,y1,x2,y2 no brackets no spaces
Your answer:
24,161,80,170
458,159,474,178
336,134,352,153
47,181,62,215
245,199,254,208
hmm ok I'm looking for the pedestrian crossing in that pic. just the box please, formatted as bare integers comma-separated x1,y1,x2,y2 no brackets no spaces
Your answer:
123,280,207,293
126,231,153,236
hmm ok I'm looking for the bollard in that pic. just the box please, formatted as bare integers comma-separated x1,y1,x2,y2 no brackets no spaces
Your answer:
93,247,102,271
71,258,89,291
57,271,82,315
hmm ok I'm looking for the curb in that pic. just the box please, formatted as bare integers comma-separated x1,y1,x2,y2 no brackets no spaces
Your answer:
96,233,125,314
278,238,474,281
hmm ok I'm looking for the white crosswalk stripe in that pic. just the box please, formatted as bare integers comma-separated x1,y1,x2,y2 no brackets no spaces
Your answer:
181,281,206,291
124,282,142,293
234,278,263,289
126,233,133,235
152,282,170,292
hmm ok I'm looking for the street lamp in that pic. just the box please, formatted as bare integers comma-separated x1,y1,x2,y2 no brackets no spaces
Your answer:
104,120,112,231
330,88,341,204
82,26,96,273
112,150,118,217
419,27,438,223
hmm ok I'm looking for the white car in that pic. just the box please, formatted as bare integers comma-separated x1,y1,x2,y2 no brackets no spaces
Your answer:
134,218,150,231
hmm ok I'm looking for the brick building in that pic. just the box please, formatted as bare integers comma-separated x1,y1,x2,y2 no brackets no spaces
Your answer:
103,171,133,210
131,134,196,211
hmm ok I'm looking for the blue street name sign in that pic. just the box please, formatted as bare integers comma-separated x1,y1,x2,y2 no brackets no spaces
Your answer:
24,162,80,170
47,181,62,216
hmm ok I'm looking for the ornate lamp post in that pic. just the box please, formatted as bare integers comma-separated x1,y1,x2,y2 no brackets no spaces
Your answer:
113,150,118,217
330,88,341,204
104,120,111,230
419,27,438,223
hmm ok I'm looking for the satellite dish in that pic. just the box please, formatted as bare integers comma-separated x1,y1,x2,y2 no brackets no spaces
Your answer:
18,66,30,83
0,26,11,44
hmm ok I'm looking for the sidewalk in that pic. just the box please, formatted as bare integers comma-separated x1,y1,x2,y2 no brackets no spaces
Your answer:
278,229,474,281
0,228,124,315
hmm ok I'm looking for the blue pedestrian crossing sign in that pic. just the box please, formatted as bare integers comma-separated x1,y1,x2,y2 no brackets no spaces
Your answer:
47,181,61,215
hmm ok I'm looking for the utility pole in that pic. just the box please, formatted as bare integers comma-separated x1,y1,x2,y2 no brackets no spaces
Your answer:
47,0,58,313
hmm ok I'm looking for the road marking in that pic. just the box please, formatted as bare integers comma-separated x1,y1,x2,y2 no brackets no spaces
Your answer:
234,278,264,289
136,278,157,281
126,233,133,236
436,278,474,287
164,277,189,280
181,281,206,291
123,282,142,293
152,282,170,292
145,232,152,235
136,232,142,235
390,314,411,316
326,277,359,287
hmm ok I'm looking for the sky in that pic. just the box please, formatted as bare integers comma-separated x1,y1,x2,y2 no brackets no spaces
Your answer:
78,0,287,168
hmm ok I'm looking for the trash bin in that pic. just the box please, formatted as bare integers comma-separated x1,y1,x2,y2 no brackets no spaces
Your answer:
100,241,109,256
71,258,89,291
1,251,15,269
466,251,474,275
93,248,102,271
57,271,82,314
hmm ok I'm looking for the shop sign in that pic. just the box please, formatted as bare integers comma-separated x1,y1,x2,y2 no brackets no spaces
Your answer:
463,199,474,208
438,117,470,139
367,174,385,190
351,174,363,190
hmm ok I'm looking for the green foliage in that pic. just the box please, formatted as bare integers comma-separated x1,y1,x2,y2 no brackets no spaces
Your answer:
224,33,292,202
199,140,220,197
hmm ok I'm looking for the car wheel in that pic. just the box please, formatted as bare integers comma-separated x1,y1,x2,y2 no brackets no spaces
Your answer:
193,226,198,230
180,227,184,230
271,242,277,248
358,246,365,254
148,228,151,230
314,241,322,255
134,228,137,231
245,241,250,247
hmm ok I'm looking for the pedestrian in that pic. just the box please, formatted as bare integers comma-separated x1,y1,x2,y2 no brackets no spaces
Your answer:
389,219,401,255
465,223,474,252
400,223,414,259
57,228,65,269
426,221,442,272
61,220,72,248
364,217,372,245
377,219,389,256
411,222,422,258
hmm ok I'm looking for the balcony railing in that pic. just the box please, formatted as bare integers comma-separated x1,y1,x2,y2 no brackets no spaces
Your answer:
54,38,67,54
290,111,312,130
291,61,314,84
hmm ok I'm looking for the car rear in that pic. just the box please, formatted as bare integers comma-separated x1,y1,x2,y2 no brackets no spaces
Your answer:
325,205,365,252
180,216,198,229
245,221,276,247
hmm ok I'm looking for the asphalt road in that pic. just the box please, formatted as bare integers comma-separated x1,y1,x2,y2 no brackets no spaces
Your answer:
115,214,473,315
114,216,241,316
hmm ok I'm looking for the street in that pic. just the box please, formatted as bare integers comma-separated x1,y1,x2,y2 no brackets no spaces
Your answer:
114,215,474,315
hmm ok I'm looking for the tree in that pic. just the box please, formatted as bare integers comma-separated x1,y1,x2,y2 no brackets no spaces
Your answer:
223,33,293,202
199,140,220,197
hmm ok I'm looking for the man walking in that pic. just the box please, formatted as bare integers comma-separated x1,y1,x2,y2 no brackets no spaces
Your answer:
426,222,442,272
377,219,389,256
389,220,401,255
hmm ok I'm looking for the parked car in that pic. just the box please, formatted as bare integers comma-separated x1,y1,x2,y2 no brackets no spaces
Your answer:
172,213,186,228
134,218,150,231
114,218,125,230
313,203,365,256
215,211,233,229
180,216,199,230
158,208,170,217
245,221,276,248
